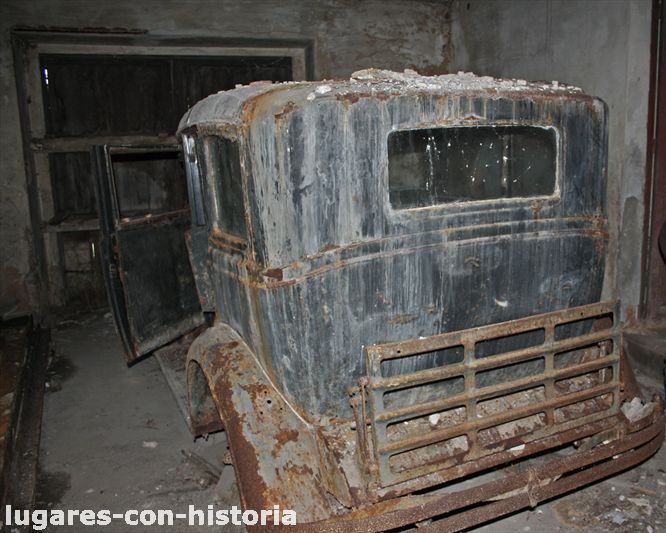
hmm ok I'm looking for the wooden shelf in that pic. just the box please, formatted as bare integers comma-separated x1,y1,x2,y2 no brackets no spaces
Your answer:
31,135,178,153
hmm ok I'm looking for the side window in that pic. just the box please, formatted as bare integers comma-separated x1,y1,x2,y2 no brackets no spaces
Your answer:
388,126,557,209
208,136,246,237
111,148,188,221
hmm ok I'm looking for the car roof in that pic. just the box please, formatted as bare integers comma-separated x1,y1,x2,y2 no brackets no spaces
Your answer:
177,69,590,134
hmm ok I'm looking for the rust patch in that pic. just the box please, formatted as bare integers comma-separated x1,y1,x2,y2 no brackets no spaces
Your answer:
242,382,271,403
464,255,481,267
625,304,637,323
274,101,298,121
376,292,391,305
388,314,419,325
271,427,301,459
263,268,284,281
319,243,339,254
216,381,272,510
276,428,299,445
335,93,361,105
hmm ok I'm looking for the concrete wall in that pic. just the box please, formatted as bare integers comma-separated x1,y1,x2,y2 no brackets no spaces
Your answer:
0,0,453,318
449,0,652,318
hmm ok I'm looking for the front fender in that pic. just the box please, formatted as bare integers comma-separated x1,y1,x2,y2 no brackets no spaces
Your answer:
186,324,336,524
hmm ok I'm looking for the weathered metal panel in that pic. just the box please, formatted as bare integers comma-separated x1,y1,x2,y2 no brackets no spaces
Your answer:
246,231,605,417
201,81,609,418
248,93,607,266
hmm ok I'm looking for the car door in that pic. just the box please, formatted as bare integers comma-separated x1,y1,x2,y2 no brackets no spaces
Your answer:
93,143,203,362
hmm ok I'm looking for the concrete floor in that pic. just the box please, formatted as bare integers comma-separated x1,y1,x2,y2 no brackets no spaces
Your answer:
30,313,666,532
34,313,240,533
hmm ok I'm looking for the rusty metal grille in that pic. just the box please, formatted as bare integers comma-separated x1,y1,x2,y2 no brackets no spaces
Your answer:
363,301,621,488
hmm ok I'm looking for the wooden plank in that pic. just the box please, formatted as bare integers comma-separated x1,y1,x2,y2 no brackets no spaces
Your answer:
31,135,178,153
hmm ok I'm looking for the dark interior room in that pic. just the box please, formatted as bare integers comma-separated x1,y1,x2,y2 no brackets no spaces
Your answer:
1,1,665,531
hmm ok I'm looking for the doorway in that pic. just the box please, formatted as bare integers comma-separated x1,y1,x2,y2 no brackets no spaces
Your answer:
12,31,309,315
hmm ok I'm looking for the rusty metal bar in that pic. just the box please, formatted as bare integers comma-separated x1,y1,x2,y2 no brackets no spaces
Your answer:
421,426,665,532
375,412,625,499
377,381,616,455
270,405,663,533
381,402,663,499
368,300,617,361
463,341,479,462
543,323,557,426
371,327,617,393
375,355,617,425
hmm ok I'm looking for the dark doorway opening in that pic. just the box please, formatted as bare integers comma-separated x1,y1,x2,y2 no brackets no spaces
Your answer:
37,53,293,312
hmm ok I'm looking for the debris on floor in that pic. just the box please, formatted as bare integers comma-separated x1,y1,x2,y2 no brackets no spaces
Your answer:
622,397,655,422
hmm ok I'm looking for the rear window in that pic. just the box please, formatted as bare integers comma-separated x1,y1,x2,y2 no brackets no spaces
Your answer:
388,125,557,209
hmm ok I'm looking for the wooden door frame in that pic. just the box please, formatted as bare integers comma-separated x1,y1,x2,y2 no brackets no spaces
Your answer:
640,0,666,324
12,30,313,317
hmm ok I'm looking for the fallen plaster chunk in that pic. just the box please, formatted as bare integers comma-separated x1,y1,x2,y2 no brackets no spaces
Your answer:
349,68,579,93
626,497,652,515
621,397,654,422
608,509,629,525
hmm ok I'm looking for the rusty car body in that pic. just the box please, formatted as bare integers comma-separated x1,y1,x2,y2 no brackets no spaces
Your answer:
174,69,664,531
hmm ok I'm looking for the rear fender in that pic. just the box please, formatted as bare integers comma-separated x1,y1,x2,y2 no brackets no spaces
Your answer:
186,324,335,522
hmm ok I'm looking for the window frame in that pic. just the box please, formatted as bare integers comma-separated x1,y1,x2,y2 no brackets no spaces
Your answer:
385,121,562,216
203,135,248,240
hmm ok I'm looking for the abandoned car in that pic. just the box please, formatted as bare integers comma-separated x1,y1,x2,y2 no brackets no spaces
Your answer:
105,69,666,531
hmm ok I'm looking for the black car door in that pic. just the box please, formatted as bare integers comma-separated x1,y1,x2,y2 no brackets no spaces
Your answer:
92,144,203,362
